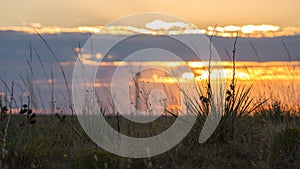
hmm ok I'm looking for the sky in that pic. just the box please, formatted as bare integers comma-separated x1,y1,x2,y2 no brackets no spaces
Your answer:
1,0,300,27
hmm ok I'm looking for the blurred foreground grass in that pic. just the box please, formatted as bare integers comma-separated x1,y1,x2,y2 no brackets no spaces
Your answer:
0,109,299,169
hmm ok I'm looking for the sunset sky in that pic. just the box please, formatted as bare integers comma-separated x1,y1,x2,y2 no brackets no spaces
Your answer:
1,0,300,27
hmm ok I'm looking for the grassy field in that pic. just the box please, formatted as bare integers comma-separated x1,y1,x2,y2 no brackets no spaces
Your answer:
0,107,299,169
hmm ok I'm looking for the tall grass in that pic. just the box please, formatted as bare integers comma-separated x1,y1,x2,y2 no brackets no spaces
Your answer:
34,29,72,115
1,81,14,165
186,33,266,144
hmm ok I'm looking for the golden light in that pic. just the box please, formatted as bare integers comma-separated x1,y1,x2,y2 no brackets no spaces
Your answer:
47,79,56,84
207,26,215,31
107,55,114,60
193,69,250,81
164,61,185,67
31,22,42,28
81,56,98,66
194,76,203,81
241,24,280,34
224,25,241,32
183,29,206,34
93,82,110,87
73,47,81,53
145,20,188,30
181,72,194,80
215,27,225,32
187,62,205,68
95,53,102,59
198,71,209,80
236,72,251,80
0,23,299,38
139,77,177,84
78,26,100,33
82,54,93,59
187,61,223,68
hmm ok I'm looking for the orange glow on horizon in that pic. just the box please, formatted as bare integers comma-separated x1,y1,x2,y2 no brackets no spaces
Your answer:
69,60,300,111
67,58,300,82
70,60,300,83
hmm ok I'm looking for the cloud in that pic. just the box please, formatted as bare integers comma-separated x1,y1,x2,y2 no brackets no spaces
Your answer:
145,20,190,30
1,21,300,38
241,25,280,33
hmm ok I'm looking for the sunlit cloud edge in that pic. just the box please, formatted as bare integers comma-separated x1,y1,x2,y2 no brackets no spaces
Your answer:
1,21,300,38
